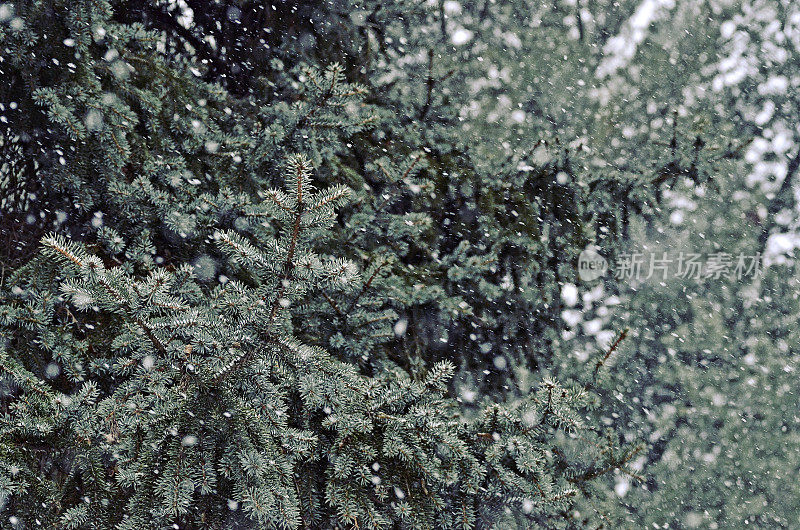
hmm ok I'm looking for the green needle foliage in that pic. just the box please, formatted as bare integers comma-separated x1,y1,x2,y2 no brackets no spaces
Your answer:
0,154,640,527
0,0,703,528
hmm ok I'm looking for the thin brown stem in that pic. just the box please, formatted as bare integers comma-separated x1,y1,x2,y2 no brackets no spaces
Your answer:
347,259,390,313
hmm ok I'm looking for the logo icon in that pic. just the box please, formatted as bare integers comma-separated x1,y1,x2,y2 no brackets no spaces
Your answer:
578,246,607,281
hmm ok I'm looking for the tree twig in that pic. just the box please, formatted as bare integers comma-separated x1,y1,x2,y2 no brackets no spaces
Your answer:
758,147,800,252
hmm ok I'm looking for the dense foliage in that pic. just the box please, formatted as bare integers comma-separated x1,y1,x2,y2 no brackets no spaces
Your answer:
0,0,655,527
2,0,797,528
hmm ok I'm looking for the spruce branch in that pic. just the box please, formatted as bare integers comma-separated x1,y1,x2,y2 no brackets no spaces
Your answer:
135,318,168,356
346,258,390,313
268,199,304,326
758,146,800,252
589,328,628,386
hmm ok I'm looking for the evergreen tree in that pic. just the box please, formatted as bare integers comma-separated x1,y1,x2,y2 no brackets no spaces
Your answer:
0,0,659,527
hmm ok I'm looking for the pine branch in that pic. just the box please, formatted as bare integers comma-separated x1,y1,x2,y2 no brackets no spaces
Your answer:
589,328,628,385
268,202,305,325
135,317,168,356
346,259,390,313
758,146,800,252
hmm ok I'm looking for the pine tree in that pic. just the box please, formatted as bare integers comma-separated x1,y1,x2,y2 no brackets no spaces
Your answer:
0,0,663,527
